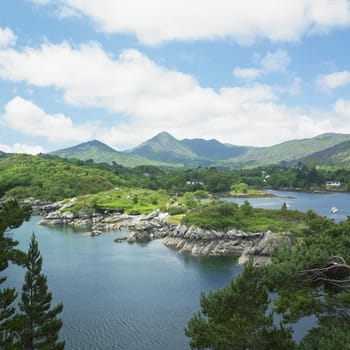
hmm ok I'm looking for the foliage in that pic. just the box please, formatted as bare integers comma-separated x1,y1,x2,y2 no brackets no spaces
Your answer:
16,234,64,350
186,212,350,349
0,201,30,349
63,187,169,215
50,139,167,167
0,154,124,201
0,202,64,349
182,201,308,233
185,264,296,349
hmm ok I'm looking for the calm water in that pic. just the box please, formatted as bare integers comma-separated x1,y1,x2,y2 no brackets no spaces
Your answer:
6,217,240,350
5,190,350,349
224,189,350,222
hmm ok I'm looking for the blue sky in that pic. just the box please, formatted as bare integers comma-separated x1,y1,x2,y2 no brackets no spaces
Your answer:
1,0,350,154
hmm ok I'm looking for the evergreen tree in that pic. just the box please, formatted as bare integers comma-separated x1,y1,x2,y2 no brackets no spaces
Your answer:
17,234,64,350
0,200,30,349
185,264,296,349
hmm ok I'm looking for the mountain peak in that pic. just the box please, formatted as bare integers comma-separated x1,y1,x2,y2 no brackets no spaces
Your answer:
129,131,198,163
151,131,177,141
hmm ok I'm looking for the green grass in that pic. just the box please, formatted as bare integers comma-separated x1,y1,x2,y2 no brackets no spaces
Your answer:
62,187,169,215
182,201,310,234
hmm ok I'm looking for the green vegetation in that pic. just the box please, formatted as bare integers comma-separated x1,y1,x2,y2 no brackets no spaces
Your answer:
65,187,170,215
50,131,350,168
3,152,350,204
1,201,63,349
182,201,308,233
186,214,350,349
222,132,350,168
0,201,29,349
0,154,124,200
50,139,168,167
16,234,64,350
128,131,200,164
186,264,296,349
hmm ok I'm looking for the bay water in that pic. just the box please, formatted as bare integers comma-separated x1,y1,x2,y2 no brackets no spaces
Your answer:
5,190,350,349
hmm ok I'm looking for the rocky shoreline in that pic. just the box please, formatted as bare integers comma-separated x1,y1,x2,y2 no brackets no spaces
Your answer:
31,199,291,265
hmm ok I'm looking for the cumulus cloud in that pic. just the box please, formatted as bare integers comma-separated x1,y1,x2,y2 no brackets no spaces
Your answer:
30,0,350,45
260,49,291,73
0,27,17,48
0,42,347,148
2,96,93,142
317,71,350,90
31,0,52,4
0,143,44,155
334,98,350,116
232,68,262,81
233,49,291,81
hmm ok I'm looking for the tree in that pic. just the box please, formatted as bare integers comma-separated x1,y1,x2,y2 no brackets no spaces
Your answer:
185,264,296,349
186,214,350,349
0,200,30,349
16,234,64,350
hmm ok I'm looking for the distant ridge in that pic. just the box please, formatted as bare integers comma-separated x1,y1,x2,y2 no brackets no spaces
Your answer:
297,139,350,166
220,132,350,167
50,140,167,167
126,131,199,164
181,138,251,160
49,132,350,168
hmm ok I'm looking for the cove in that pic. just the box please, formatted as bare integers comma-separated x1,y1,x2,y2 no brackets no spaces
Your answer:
6,190,350,348
6,216,240,350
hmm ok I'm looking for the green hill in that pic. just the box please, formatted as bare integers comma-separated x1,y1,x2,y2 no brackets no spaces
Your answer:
49,132,350,169
181,138,251,160
297,140,350,167
50,140,167,167
127,131,201,164
222,133,350,167
0,153,124,200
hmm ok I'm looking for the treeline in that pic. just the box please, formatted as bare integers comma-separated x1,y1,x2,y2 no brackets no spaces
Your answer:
186,213,350,349
0,200,64,349
2,154,350,202
54,155,350,192
182,200,308,233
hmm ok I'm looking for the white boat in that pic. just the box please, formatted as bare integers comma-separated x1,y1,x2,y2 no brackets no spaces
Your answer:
330,207,338,213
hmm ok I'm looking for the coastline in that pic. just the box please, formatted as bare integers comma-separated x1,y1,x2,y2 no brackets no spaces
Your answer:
35,201,292,266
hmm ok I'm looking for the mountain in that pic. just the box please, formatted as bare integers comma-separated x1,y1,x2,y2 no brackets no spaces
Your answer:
297,140,350,166
50,132,350,168
126,131,201,164
181,138,252,160
221,133,350,167
50,140,167,167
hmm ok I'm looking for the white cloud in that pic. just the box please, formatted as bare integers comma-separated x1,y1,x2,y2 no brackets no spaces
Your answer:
233,49,290,81
30,0,350,45
232,67,262,81
2,96,93,143
0,27,17,48
317,71,350,90
334,98,350,116
260,49,291,73
31,0,52,4
0,143,44,155
0,42,348,148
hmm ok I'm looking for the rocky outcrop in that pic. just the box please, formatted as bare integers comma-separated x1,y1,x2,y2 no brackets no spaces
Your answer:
20,198,61,215
38,206,291,264
161,225,285,264
238,231,292,265
83,230,103,237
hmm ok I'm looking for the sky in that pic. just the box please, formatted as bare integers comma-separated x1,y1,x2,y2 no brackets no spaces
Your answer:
1,0,350,154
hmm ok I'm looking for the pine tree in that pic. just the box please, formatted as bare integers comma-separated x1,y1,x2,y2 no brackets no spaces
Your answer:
17,233,64,350
0,200,30,349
